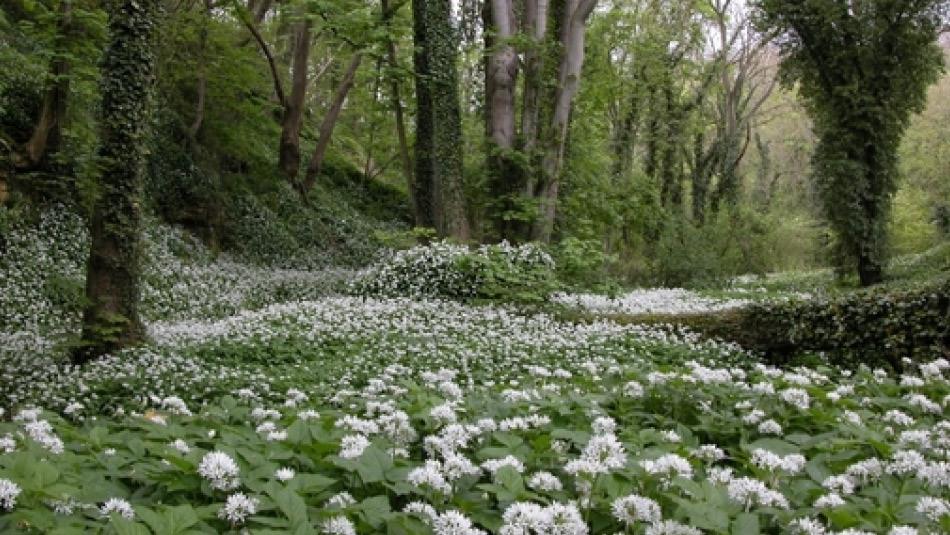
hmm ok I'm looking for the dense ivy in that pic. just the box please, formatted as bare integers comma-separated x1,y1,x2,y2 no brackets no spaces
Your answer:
737,278,950,369
752,0,947,285
78,0,162,361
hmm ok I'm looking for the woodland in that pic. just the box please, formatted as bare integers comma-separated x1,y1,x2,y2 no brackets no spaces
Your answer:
0,0,949,534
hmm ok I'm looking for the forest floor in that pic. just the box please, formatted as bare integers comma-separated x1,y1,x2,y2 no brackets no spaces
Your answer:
1,207,948,534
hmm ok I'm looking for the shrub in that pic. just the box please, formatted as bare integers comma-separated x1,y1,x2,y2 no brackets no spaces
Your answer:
352,241,558,302
648,210,779,288
732,278,950,369
551,237,617,291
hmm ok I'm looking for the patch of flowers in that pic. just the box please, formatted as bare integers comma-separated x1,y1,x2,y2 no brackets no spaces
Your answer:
2,346,948,532
553,288,751,315
352,240,556,301
2,290,743,412
0,205,356,352
3,205,950,533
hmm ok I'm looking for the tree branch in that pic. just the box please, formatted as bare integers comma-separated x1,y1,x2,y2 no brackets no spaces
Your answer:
235,1,286,106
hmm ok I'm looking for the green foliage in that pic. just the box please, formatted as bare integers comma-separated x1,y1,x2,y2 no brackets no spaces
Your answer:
753,0,947,284
736,277,950,369
353,241,559,303
550,237,617,290
2,330,949,533
219,180,399,269
648,210,778,288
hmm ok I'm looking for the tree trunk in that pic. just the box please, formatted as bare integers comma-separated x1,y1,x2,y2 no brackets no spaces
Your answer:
413,0,469,239
411,0,437,230
300,52,363,195
381,0,416,224
612,89,640,179
20,0,72,170
520,0,547,181
531,0,596,242
187,0,212,143
278,19,311,185
429,0,469,240
691,132,712,224
76,0,160,364
856,142,885,286
485,0,521,240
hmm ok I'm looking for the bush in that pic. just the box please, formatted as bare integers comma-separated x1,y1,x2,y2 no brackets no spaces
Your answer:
732,278,950,369
551,237,617,291
648,209,782,288
352,241,558,303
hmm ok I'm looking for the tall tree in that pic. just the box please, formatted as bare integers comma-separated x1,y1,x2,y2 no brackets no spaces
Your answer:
278,17,312,187
237,1,312,187
412,0,470,239
300,51,363,194
703,0,776,215
76,0,160,363
483,0,597,243
484,0,521,239
381,0,417,224
753,0,947,285
532,0,598,242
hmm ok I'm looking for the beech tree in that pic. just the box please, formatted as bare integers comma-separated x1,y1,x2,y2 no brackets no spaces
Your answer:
753,0,947,285
76,0,160,363
484,0,598,243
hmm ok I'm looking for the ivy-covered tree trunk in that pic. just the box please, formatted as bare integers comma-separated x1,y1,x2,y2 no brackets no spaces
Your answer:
411,0,437,230
76,0,160,364
753,0,945,286
412,0,469,239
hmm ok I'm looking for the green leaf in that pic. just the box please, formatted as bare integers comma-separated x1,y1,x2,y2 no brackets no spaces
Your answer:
676,501,730,532
163,504,200,534
386,514,433,535
495,466,524,495
732,513,759,535
354,445,394,484
359,495,392,529
135,506,168,534
266,484,312,532
110,518,151,535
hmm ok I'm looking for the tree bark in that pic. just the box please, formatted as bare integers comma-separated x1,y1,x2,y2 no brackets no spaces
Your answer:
300,52,363,195
412,0,469,239
277,19,311,185
381,0,416,224
411,0,437,230
520,0,548,168
484,0,521,239
19,0,72,170
531,0,597,242
76,0,160,364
